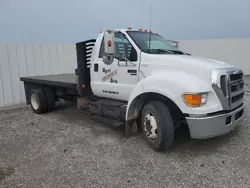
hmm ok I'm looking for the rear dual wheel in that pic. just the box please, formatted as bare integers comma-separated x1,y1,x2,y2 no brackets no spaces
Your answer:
141,101,175,151
29,88,55,114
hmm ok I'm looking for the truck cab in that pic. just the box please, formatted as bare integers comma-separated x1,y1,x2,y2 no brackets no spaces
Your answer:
21,28,245,151
89,28,244,148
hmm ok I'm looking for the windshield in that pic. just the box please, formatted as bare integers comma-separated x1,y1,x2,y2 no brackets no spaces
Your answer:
127,31,182,54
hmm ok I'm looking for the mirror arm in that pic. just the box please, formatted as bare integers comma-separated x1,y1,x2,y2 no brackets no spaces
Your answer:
121,56,136,66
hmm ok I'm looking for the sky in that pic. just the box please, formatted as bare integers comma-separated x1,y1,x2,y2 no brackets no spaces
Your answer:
0,0,250,43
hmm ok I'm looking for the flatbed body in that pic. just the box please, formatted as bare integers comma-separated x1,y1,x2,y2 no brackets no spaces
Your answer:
20,73,77,89
20,39,95,100
20,73,81,105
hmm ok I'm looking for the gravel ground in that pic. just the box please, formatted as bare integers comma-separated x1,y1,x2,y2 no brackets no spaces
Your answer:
0,77,250,188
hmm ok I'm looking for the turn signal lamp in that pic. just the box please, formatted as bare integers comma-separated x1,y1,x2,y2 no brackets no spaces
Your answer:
183,93,207,107
138,28,142,31
127,27,132,30
107,40,112,47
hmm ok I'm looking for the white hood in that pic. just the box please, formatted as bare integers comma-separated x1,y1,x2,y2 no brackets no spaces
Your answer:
140,53,235,82
141,53,234,70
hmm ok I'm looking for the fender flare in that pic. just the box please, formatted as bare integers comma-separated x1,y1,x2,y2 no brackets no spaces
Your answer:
125,84,178,122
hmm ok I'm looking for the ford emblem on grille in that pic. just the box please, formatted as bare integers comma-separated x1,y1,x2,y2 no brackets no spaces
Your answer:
236,84,241,90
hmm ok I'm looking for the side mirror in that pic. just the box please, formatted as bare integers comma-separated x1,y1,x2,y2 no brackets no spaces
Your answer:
102,30,116,65
102,55,114,65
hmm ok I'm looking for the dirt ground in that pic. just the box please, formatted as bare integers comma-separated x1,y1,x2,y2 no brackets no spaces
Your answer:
0,77,250,188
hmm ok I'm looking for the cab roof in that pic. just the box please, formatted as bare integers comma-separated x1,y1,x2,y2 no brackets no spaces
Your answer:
102,28,152,33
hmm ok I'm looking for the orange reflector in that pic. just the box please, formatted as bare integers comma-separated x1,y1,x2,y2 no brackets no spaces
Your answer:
183,94,201,106
138,28,142,31
107,40,112,47
81,84,85,88
127,27,132,30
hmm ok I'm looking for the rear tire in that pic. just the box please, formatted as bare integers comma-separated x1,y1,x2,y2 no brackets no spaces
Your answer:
141,101,175,151
43,88,55,112
29,89,47,114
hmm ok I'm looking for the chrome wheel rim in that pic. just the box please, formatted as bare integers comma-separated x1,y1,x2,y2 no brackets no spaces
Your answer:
144,112,158,140
31,93,39,110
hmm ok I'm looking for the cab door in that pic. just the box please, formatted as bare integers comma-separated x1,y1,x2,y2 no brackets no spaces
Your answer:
90,32,139,101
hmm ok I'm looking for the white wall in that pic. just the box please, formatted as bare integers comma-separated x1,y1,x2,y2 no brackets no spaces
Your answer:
0,44,76,107
0,38,250,107
179,38,250,75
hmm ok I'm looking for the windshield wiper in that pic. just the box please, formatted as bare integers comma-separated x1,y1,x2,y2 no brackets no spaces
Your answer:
166,50,186,55
155,49,173,54
146,49,188,55
145,49,170,54
152,49,186,55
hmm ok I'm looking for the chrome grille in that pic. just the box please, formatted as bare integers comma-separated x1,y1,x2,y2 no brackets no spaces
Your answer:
231,82,244,92
212,68,244,110
228,71,244,109
230,72,243,81
220,75,228,97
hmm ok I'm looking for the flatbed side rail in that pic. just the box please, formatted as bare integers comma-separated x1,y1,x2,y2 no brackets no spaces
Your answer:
20,76,76,89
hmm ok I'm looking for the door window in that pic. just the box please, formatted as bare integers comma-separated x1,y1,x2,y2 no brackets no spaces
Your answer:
99,32,137,61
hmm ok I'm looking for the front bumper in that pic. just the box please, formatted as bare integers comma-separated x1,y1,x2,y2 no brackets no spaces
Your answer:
186,104,245,139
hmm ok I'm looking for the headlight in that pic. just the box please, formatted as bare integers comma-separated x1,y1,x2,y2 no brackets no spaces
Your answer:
182,93,207,107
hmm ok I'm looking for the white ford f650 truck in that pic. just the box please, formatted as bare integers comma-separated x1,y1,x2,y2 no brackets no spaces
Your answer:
20,28,245,151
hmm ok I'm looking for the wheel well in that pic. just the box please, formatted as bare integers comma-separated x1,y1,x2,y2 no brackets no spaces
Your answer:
127,92,183,128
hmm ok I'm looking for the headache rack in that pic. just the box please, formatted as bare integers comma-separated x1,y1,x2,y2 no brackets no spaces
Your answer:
75,39,96,96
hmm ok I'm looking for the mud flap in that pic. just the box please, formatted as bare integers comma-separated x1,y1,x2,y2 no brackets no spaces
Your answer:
125,119,138,137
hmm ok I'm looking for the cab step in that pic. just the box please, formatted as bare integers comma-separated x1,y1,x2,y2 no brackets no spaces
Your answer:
90,115,125,128
77,97,127,122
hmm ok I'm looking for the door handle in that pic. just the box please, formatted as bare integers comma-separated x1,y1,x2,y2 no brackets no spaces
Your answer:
127,69,137,76
127,69,137,73
94,63,98,72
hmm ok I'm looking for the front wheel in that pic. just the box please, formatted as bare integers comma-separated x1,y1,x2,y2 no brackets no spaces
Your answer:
141,101,175,151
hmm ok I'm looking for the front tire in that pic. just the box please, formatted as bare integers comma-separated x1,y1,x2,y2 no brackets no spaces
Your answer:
141,101,175,151
29,89,47,114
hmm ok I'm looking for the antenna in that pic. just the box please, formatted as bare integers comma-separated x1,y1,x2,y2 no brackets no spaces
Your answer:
149,4,152,31
149,4,152,53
